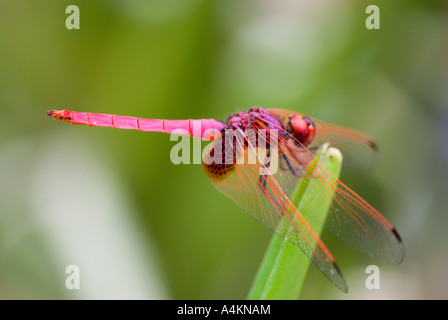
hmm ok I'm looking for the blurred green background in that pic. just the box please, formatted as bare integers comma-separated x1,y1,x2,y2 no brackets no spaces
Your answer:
1,0,447,299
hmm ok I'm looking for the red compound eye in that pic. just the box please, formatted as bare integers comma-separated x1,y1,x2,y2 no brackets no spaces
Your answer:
290,115,316,146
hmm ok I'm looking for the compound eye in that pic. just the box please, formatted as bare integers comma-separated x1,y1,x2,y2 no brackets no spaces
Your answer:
290,115,316,145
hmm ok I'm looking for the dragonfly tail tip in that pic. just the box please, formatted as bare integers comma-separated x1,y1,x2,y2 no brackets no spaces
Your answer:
47,110,72,123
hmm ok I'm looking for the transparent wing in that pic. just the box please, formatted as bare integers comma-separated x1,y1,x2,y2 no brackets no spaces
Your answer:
278,133,404,264
259,117,404,264
203,127,347,292
202,121,404,291
267,109,379,171
310,119,379,171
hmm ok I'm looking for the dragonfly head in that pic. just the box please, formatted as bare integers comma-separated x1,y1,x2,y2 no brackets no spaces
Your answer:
289,114,316,146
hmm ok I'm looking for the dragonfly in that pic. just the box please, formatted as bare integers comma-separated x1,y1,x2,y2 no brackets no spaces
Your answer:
47,107,404,292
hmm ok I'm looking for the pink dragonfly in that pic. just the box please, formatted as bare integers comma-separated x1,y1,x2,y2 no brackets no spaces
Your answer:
47,107,404,292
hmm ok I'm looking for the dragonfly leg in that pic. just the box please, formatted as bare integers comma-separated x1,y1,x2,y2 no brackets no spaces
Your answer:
280,132,301,176
258,174,268,192
307,145,320,153
279,153,290,172
258,148,271,192
282,153,299,176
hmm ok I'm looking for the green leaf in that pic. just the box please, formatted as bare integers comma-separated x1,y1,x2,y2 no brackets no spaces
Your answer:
247,144,343,300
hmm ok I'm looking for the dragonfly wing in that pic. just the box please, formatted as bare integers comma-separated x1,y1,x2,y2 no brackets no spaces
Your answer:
264,110,403,263
310,120,379,171
266,109,379,171
202,132,348,292
279,136,405,264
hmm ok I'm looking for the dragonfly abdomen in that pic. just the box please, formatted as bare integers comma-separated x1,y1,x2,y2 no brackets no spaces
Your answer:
47,110,224,140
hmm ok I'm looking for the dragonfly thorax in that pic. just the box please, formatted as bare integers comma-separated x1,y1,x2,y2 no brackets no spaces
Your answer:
225,107,316,147
225,107,283,131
